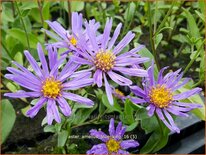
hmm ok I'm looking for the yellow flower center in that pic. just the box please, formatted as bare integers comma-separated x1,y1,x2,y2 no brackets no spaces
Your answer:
70,37,77,46
149,85,173,108
115,89,125,97
106,138,120,153
41,77,62,99
94,50,116,72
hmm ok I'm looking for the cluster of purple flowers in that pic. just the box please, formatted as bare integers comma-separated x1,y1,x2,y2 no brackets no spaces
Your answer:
4,12,202,154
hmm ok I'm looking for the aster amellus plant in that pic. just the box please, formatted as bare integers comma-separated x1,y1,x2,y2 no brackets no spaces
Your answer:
130,62,202,133
71,18,149,105
87,118,139,154
4,43,94,125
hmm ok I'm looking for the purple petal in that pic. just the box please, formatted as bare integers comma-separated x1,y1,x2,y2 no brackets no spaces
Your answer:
63,78,93,90
47,46,58,70
117,45,145,58
147,60,155,86
101,18,112,50
117,149,129,154
109,118,115,137
172,78,190,91
56,97,72,116
120,140,139,149
130,85,146,98
50,100,61,123
146,104,156,117
26,97,47,118
37,43,49,77
173,88,202,100
107,71,132,86
103,73,113,105
5,74,40,91
47,99,54,125
163,109,180,133
46,21,68,40
89,129,109,142
72,12,83,35
172,101,202,109
4,91,41,98
166,107,189,117
71,55,93,65
24,50,43,79
157,66,169,84
62,92,94,106
6,67,41,85
85,21,99,51
108,23,122,50
94,69,103,87
156,108,177,132
115,57,149,66
113,31,135,55
86,143,108,155
130,97,147,104
113,67,148,77
49,55,66,77
115,122,126,140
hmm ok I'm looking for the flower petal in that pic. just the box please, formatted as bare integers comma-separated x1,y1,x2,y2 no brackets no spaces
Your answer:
113,67,148,77
62,92,94,106
47,99,54,125
37,43,49,76
103,73,113,105
63,78,93,90
109,118,115,137
173,88,202,100
4,91,41,98
107,71,132,86
120,139,139,149
115,122,126,140
94,69,103,87
89,129,109,142
50,100,61,123
56,97,72,116
101,18,112,50
26,97,47,118
146,104,156,117
87,143,108,155
108,23,122,50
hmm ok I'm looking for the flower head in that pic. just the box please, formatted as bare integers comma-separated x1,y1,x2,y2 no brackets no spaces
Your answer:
130,62,202,133
4,43,94,125
72,18,149,105
87,118,139,154
45,12,100,55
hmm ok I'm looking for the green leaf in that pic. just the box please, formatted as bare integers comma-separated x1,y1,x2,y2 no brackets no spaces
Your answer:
126,122,138,132
140,121,169,153
7,28,39,49
21,105,31,117
124,2,136,21
44,125,56,133
154,33,163,49
14,52,23,65
1,99,16,144
20,2,38,10
58,130,69,147
66,1,84,12
120,99,134,124
72,104,97,125
101,94,122,113
141,116,158,134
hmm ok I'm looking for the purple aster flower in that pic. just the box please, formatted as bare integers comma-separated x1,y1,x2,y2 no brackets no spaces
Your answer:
130,62,202,133
45,12,100,55
4,43,94,125
71,18,149,105
87,118,139,154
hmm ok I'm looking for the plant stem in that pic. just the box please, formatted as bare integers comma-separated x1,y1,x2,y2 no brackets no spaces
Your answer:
155,0,176,35
67,1,71,27
155,113,163,133
183,41,204,76
148,1,160,70
37,0,48,43
193,79,204,87
15,1,30,50
2,41,13,59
